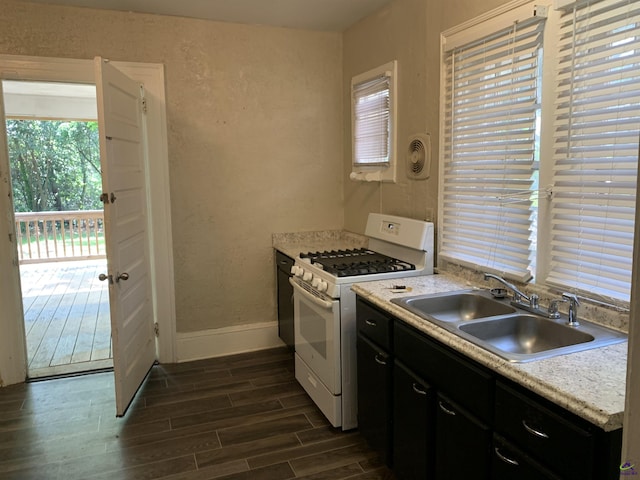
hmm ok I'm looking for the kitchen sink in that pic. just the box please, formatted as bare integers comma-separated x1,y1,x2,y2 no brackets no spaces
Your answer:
391,290,516,323
391,290,627,362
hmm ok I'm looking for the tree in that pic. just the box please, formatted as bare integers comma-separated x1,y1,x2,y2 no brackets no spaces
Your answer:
5,120,102,212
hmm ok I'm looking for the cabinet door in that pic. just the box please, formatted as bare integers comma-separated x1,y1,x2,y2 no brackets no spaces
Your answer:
494,381,594,480
357,333,392,465
276,251,295,348
435,394,491,480
393,361,435,480
276,268,294,348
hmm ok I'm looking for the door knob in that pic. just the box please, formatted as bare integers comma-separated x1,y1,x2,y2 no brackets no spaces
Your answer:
116,272,129,282
98,273,113,284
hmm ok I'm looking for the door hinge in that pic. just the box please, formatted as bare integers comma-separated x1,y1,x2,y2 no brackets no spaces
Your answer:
141,97,147,114
154,322,159,337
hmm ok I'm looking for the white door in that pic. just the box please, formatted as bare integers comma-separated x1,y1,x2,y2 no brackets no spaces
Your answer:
95,57,156,416
0,81,28,386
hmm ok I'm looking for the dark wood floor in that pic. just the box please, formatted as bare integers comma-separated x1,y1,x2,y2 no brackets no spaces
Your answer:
0,347,395,480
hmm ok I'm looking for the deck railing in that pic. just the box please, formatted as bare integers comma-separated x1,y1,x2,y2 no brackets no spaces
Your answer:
14,210,106,264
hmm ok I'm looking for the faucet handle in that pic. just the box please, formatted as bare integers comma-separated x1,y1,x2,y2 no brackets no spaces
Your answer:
547,298,566,319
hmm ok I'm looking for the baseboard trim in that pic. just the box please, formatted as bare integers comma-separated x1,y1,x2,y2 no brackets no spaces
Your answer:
176,321,284,363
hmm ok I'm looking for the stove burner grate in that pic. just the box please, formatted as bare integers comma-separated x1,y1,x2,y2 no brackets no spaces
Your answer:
300,248,415,277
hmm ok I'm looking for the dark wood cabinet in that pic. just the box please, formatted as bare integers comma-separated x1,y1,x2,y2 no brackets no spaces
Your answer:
357,333,393,465
275,250,294,349
394,320,493,423
495,380,622,480
392,319,494,479
393,361,435,480
435,394,491,480
355,295,623,480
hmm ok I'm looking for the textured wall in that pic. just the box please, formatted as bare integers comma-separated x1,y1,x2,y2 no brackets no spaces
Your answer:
342,0,512,234
0,0,344,332
343,0,437,234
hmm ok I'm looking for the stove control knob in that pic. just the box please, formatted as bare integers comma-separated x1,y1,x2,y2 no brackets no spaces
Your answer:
290,265,297,275
312,278,320,288
294,266,304,277
317,280,328,292
303,271,313,282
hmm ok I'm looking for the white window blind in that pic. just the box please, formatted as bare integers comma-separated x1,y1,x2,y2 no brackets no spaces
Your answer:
353,75,391,166
440,18,545,281
546,0,640,301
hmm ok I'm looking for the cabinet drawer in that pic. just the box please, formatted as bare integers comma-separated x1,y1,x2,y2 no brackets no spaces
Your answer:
356,298,393,350
495,381,595,480
394,320,493,422
492,434,563,480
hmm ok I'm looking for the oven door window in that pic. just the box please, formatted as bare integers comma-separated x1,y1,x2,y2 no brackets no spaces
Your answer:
299,300,328,358
293,289,341,395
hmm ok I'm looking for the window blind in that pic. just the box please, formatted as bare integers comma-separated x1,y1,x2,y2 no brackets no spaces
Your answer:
440,19,544,281
353,75,391,166
546,0,640,301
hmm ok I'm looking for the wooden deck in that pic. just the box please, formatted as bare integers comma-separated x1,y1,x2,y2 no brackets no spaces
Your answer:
20,260,113,379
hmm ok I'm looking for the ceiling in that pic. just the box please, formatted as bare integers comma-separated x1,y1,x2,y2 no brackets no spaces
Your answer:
17,0,394,31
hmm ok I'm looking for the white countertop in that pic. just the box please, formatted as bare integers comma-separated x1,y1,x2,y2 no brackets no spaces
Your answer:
351,273,628,432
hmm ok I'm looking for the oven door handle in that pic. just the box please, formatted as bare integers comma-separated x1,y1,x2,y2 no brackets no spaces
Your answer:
289,278,334,309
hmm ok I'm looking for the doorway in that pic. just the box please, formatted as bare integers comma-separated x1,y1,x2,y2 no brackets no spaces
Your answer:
3,80,113,379
0,55,176,395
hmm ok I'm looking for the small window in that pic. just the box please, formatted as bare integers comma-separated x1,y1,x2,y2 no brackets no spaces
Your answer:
350,61,397,183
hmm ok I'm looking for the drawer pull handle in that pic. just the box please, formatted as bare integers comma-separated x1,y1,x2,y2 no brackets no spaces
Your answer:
374,354,387,366
522,420,549,439
495,447,520,466
412,383,427,395
365,319,377,327
438,400,456,416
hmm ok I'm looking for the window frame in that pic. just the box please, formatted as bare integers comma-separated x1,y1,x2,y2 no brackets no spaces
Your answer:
350,60,398,183
439,0,640,305
539,0,640,304
438,0,549,282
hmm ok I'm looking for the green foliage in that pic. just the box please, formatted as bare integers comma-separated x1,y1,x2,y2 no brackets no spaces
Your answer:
6,120,102,212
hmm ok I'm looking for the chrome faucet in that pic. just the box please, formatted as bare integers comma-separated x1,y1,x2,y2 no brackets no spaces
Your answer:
483,273,530,305
562,293,580,327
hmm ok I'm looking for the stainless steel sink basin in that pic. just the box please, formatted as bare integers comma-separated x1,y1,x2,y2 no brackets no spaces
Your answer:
391,290,627,362
391,290,516,323
459,314,593,354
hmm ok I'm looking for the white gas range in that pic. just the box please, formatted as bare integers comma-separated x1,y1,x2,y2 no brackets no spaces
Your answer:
289,213,434,430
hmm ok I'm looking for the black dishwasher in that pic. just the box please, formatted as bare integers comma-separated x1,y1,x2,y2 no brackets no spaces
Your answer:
275,250,295,349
